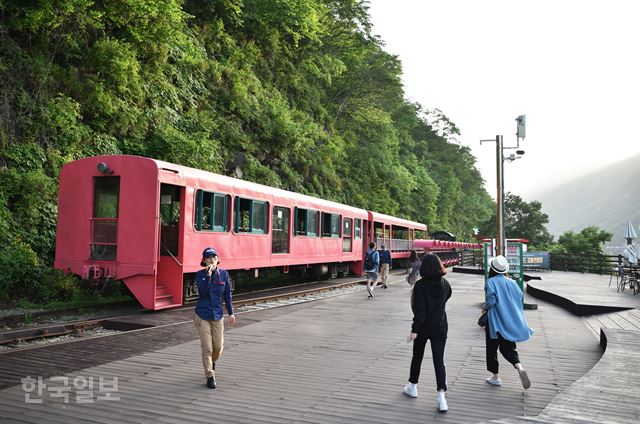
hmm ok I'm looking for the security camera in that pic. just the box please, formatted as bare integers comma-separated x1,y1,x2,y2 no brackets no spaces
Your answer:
516,150,525,155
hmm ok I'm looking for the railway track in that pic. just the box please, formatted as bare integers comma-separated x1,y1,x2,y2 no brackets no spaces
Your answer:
0,273,391,349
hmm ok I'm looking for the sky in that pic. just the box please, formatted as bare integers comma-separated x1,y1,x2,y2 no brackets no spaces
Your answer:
367,0,640,200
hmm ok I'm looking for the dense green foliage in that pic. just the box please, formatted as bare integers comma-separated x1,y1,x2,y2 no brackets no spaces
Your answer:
478,193,554,248
0,0,493,305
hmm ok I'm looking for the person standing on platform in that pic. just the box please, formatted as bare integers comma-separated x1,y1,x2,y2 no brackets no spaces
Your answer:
406,250,421,286
379,244,392,289
403,254,452,413
482,255,533,389
364,242,380,298
194,247,236,389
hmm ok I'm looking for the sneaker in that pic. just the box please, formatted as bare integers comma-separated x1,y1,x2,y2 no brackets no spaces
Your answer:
382,284,388,289
366,287,374,298
486,376,502,386
206,376,216,389
436,393,448,412
518,369,531,389
403,384,417,398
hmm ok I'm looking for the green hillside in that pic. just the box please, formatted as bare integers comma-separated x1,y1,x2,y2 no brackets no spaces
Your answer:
0,0,494,302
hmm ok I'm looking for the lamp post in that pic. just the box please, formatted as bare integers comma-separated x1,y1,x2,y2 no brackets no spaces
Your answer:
481,115,526,256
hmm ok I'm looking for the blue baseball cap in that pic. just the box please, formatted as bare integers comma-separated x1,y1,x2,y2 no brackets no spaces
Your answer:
200,247,219,266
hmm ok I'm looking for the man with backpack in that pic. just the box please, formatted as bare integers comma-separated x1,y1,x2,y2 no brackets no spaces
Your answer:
364,242,380,298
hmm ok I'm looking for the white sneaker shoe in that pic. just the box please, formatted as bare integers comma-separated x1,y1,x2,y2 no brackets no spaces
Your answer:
518,369,531,389
486,376,502,386
436,392,448,412
403,384,417,398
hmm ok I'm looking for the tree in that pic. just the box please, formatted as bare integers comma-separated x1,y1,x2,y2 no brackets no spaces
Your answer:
479,193,554,248
553,226,613,255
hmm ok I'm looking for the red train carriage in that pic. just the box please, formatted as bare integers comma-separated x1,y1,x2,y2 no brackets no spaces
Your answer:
54,155,427,310
413,239,482,267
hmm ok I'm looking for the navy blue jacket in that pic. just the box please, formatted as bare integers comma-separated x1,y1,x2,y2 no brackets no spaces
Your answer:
195,267,234,321
380,250,392,264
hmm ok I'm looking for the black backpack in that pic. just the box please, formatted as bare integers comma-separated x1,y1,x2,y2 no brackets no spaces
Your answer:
364,251,375,270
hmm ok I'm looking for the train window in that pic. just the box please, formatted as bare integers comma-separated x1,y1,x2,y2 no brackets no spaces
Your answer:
354,218,362,239
293,208,318,237
93,177,119,218
234,196,268,234
91,176,120,261
272,206,290,254
195,190,229,232
342,218,353,252
321,212,341,238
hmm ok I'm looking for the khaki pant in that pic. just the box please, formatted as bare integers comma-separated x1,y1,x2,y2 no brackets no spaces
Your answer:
194,314,224,377
380,263,390,285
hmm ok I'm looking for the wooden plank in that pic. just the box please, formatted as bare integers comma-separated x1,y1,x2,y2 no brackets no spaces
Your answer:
1,272,634,424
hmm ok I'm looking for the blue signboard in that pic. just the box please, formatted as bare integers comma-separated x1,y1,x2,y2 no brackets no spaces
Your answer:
523,252,550,270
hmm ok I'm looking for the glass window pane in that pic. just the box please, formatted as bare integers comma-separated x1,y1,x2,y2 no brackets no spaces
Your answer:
331,214,341,237
213,194,226,229
252,201,266,232
307,210,318,237
93,177,120,218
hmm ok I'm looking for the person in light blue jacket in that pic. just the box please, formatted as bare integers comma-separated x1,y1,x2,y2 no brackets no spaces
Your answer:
482,255,534,389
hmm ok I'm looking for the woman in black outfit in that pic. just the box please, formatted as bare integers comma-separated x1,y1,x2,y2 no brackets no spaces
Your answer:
403,253,452,413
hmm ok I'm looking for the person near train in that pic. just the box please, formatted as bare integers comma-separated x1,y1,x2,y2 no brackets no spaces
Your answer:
364,242,380,298
194,247,236,389
482,255,533,389
379,244,392,289
403,253,452,413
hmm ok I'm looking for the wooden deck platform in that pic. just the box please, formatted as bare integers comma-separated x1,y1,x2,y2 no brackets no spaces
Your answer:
1,271,636,423
527,271,639,315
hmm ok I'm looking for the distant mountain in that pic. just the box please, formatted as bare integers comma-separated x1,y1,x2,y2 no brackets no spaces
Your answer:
526,154,640,252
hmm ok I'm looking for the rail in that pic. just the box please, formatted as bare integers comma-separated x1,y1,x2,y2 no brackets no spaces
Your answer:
550,253,633,275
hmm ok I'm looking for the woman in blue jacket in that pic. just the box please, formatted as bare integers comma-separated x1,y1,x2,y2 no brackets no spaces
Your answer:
482,255,533,389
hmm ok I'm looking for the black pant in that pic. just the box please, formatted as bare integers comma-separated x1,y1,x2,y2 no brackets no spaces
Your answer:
409,334,447,391
485,325,520,374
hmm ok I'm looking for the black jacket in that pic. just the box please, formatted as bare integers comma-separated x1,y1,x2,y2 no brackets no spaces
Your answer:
411,276,452,336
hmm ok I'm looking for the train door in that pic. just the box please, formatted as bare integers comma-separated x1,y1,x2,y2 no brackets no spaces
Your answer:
156,183,184,309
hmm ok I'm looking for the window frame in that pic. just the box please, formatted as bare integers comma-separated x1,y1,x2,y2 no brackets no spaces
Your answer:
194,189,229,232
234,196,269,234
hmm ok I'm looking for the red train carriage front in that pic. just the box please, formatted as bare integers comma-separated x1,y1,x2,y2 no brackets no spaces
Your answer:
55,155,377,310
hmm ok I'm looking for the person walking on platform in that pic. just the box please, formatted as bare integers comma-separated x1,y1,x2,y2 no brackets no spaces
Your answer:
406,250,421,286
194,247,236,389
482,255,534,389
364,242,380,298
404,254,452,413
379,244,392,289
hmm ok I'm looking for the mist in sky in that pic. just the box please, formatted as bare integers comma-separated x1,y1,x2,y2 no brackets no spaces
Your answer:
367,0,640,199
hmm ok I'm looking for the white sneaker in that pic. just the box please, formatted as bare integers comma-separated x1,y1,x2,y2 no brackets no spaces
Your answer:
436,392,448,412
518,369,531,389
403,384,417,398
486,376,502,386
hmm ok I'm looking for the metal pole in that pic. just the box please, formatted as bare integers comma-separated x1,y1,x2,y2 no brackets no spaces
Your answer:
496,135,505,256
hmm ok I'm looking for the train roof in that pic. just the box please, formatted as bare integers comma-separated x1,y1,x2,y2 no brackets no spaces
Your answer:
67,155,428,227
69,155,371,216
368,211,428,230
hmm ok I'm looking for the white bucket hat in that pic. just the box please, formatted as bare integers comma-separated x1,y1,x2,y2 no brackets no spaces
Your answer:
490,255,509,274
